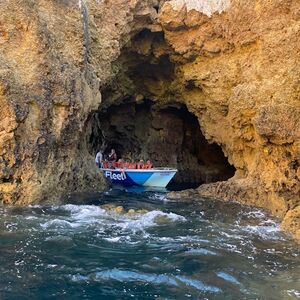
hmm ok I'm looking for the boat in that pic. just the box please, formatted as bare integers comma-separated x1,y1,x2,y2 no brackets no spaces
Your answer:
100,167,177,188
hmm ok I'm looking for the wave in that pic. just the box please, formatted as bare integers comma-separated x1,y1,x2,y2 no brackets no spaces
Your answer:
69,268,221,293
38,205,186,238
240,219,282,240
185,248,218,256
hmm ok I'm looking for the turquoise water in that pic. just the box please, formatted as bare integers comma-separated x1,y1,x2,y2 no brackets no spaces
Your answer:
0,188,299,299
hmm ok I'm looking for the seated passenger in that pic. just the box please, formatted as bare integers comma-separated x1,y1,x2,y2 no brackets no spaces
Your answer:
137,160,145,169
116,159,124,169
121,161,128,169
129,160,137,169
102,160,109,169
145,160,153,169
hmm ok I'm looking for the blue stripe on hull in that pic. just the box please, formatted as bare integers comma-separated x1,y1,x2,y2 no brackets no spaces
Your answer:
124,171,153,185
102,169,177,188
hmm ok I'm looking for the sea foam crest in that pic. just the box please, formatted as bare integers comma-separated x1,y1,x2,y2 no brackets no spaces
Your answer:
167,0,230,16
39,205,107,230
70,268,221,292
241,219,282,240
141,210,186,223
62,204,107,220
115,210,186,232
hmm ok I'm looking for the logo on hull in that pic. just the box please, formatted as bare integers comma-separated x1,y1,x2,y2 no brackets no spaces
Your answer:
105,171,127,181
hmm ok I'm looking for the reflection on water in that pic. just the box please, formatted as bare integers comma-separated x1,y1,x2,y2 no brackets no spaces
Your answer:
0,188,299,299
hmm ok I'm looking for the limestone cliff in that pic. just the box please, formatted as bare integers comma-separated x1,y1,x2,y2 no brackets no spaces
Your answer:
0,0,159,203
158,0,300,238
0,0,299,238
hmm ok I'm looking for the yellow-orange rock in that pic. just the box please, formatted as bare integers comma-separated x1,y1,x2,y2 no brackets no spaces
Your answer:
281,207,300,240
158,0,300,238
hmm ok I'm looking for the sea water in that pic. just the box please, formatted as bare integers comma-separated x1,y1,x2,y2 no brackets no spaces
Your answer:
0,188,299,299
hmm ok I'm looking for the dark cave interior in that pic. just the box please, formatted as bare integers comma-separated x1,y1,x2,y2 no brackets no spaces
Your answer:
87,99,235,187
85,28,235,188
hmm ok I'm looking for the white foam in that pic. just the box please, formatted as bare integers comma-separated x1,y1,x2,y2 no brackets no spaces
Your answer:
103,236,122,243
71,268,221,292
70,274,89,282
167,0,230,17
242,210,266,219
95,269,179,286
176,275,221,292
25,216,38,220
185,248,218,256
149,193,172,202
217,272,250,294
61,204,107,219
157,236,210,243
39,205,107,229
217,272,240,285
60,204,105,218
287,290,300,298
241,219,282,240
45,235,73,242
41,219,75,229
115,210,186,232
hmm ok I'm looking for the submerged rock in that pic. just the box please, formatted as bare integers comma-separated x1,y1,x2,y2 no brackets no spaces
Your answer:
154,215,173,225
101,204,117,211
100,204,149,216
101,204,125,214
114,206,125,214
127,209,136,216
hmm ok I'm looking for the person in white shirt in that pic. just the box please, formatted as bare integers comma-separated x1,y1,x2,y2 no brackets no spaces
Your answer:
95,151,103,168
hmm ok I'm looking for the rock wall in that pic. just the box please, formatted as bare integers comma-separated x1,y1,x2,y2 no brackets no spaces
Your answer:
0,0,159,204
0,0,299,237
159,0,300,238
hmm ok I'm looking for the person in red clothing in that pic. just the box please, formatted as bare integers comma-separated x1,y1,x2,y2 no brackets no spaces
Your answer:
123,161,130,169
102,160,109,168
130,160,137,169
137,160,145,169
145,160,153,169
115,159,124,169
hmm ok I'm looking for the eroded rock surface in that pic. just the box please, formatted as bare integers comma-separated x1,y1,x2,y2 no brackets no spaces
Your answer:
0,0,299,237
0,0,159,204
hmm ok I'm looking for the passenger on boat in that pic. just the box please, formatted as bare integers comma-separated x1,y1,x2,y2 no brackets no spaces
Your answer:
115,159,124,169
145,160,153,169
108,149,117,168
137,159,145,169
95,150,103,168
101,159,109,168
129,160,137,169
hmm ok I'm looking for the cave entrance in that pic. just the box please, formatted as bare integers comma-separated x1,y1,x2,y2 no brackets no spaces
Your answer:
88,100,235,188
